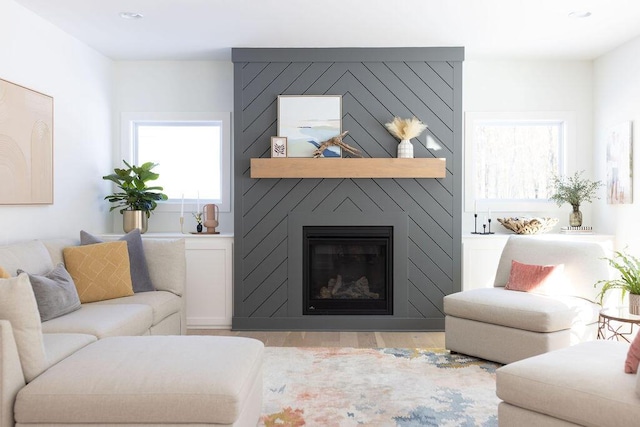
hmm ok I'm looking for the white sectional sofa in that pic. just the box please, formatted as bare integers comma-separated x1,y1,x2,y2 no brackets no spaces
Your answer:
0,236,264,427
1,237,186,337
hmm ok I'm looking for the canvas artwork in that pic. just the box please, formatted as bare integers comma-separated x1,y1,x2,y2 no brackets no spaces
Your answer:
606,121,633,204
0,78,54,204
277,95,342,158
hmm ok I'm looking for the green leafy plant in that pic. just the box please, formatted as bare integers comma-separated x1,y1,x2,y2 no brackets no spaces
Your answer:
594,250,640,304
103,160,168,217
549,170,602,207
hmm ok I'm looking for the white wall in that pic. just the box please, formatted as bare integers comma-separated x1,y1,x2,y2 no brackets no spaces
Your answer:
462,60,594,234
0,0,113,245
112,61,234,233
593,35,640,251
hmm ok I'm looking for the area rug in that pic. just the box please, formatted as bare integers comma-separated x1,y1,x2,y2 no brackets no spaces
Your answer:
260,347,500,427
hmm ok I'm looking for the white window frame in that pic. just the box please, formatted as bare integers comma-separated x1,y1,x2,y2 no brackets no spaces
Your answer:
464,111,577,213
120,112,231,213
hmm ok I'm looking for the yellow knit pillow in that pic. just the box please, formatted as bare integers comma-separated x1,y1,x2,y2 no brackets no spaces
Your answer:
0,266,9,278
63,241,134,303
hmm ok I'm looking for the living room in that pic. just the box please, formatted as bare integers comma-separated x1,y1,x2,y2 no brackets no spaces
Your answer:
2,0,640,425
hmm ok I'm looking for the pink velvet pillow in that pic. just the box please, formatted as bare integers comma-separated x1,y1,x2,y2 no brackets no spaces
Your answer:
625,333,640,373
505,260,563,293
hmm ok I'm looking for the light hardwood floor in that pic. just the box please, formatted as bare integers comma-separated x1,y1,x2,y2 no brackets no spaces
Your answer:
187,330,446,348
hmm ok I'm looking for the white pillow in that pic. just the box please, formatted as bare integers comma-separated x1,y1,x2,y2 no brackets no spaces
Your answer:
0,273,48,382
142,239,186,296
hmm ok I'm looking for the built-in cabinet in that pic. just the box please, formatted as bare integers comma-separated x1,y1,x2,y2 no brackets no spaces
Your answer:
101,233,233,329
462,234,615,291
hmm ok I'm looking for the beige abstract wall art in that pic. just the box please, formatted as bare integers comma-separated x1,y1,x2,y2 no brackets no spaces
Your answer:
0,78,53,204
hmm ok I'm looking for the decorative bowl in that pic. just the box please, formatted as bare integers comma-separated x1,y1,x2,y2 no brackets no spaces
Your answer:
497,217,559,235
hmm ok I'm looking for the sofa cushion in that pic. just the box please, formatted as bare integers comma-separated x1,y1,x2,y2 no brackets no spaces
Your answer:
0,240,53,276
81,229,155,293
42,333,97,367
443,287,600,333
15,336,264,425
142,238,185,296
41,304,153,338
88,290,180,326
18,263,81,321
63,241,134,303
626,331,640,374
497,341,640,427
0,274,48,382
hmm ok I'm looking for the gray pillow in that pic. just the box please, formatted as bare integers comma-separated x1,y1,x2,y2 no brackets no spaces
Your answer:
17,263,81,322
80,229,155,293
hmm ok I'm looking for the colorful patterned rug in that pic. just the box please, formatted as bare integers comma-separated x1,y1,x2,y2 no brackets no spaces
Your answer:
260,347,500,427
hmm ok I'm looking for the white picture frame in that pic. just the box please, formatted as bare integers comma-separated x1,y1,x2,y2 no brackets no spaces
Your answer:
606,121,633,204
271,136,287,158
277,95,342,158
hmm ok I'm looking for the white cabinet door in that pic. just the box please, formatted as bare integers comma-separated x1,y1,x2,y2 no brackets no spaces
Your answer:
185,237,233,329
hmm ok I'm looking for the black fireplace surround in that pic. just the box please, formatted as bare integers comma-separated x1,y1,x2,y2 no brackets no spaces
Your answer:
303,226,393,315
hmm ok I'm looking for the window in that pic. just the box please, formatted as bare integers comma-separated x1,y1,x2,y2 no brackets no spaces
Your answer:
465,112,576,212
121,112,231,212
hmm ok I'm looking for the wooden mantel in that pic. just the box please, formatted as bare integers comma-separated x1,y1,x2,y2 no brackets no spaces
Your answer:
250,158,446,179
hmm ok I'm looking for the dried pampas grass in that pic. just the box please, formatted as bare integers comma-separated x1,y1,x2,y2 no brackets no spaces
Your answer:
385,117,427,140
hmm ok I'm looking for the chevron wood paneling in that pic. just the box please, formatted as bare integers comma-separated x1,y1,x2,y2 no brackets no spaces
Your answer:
233,48,463,330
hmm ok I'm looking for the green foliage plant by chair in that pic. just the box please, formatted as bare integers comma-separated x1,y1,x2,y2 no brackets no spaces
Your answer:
594,250,640,313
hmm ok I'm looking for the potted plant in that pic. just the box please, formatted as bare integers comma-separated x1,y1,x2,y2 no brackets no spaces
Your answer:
103,160,168,233
549,170,602,227
595,250,640,314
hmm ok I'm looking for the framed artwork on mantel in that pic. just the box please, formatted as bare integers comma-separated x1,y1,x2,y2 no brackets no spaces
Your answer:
606,121,633,204
277,95,342,158
0,78,54,204
271,136,287,157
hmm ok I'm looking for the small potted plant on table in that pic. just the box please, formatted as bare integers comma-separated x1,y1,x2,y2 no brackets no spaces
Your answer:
103,161,168,233
595,250,640,315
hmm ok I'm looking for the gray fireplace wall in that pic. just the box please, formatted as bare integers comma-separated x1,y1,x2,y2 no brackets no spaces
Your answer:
232,47,463,330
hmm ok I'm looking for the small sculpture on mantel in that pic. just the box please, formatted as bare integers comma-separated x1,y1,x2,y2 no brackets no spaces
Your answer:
312,131,362,158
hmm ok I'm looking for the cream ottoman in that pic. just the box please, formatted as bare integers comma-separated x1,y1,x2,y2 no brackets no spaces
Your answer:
14,336,264,426
497,340,640,427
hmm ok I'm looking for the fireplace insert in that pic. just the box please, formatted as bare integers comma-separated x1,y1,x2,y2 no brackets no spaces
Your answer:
303,226,393,315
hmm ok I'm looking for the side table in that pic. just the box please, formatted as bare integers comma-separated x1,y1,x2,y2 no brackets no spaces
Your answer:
597,307,640,342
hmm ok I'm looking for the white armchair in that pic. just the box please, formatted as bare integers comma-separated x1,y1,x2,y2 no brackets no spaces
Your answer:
444,236,610,364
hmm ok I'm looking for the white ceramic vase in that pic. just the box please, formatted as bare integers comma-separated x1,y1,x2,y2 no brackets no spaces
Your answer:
630,293,640,315
397,139,414,158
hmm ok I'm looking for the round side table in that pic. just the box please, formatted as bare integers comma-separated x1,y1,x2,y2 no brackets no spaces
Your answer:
597,307,640,342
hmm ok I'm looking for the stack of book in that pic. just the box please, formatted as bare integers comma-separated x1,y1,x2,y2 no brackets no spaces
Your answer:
560,226,594,234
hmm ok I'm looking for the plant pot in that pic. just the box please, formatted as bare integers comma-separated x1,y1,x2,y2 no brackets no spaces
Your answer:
123,210,148,234
630,293,640,315
397,139,414,158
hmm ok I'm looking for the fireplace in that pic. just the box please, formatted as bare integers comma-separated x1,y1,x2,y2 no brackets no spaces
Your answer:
303,226,393,315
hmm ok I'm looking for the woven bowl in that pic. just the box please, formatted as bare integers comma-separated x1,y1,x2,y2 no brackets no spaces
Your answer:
497,217,558,235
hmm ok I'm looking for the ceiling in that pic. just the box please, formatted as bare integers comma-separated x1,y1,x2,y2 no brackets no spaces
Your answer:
14,0,640,61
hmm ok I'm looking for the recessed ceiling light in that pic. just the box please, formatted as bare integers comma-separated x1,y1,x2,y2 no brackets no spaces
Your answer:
119,12,144,20
568,11,592,18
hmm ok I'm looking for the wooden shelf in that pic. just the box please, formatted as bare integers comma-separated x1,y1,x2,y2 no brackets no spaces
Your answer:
250,158,446,179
